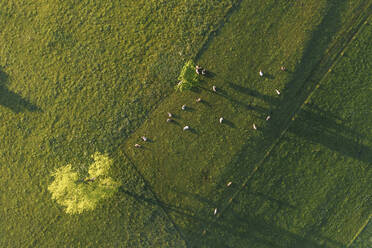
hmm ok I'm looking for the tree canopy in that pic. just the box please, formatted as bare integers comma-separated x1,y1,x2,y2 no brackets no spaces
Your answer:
175,60,200,92
48,152,121,214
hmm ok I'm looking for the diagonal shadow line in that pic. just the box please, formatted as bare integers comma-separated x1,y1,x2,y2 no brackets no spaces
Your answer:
289,106,372,164
120,2,371,247
114,0,245,150
202,1,372,245
119,150,190,247
121,187,323,248
113,3,247,246
194,0,243,62
272,1,372,129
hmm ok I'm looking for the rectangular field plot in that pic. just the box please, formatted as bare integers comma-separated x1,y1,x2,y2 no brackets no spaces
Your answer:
124,0,371,246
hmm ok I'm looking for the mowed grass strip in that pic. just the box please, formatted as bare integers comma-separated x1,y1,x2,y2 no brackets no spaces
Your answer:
199,18,372,248
0,0,237,246
125,0,367,222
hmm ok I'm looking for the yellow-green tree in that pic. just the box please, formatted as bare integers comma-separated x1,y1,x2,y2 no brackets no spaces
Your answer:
48,152,120,214
175,60,200,92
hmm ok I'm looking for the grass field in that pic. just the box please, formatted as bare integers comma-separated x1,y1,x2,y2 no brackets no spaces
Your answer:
0,0,371,247
196,19,372,247
125,0,371,247
0,0,236,246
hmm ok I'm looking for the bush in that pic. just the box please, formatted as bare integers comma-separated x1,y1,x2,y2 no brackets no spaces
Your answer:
175,60,199,92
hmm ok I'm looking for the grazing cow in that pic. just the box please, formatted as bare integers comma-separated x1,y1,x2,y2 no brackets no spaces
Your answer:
183,126,190,131
181,104,186,110
253,123,257,130
275,89,281,95
212,85,217,92
219,117,224,123
259,70,264,77
134,144,141,148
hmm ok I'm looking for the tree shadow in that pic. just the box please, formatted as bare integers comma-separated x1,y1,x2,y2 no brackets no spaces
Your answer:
289,104,372,164
214,0,363,194
196,1,369,245
121,1,370,247
120,187,325,248
180,203,328,248
194,0,243,62
273,0,368,130
0,68,42,113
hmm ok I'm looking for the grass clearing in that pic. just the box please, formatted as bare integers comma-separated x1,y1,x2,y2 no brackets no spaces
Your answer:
125,0,371,246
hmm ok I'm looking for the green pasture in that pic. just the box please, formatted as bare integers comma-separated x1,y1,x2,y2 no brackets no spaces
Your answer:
205,21,372,247
0,0,371,247
0,0,236,246
125,0,371,247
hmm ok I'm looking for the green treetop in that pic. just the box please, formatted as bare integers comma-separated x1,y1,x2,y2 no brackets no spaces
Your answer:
175,60,200,92
48,152,121,214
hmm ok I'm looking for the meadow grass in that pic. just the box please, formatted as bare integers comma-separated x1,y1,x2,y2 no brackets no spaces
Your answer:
125,0,371,246
0,0,237,246
207,20,372,247
1,0,370,246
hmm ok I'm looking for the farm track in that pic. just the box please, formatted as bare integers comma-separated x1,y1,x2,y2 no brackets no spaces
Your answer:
119,1,371,247
202,1,372,244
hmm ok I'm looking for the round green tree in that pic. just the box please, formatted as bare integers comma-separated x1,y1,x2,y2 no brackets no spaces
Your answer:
48,152,121,214
175,60,200,92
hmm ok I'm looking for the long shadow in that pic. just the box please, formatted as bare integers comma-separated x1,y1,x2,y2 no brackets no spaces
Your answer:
272,0,369,131
289,104,372,164
201,84,270,115
120,187,324,248
228,82,281,108
194,0,243,61
120,1,370,247
203,0,368,246
0,68,42,113
214,0,364,204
